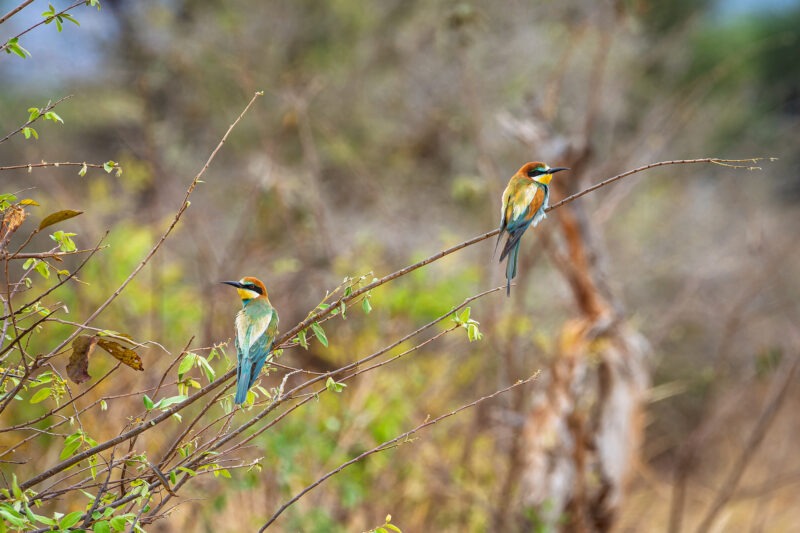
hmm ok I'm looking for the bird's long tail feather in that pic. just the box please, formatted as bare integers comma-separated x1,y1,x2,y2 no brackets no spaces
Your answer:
235,356,252,405
505,240,520,296
248,344,272,390
493,226,505,257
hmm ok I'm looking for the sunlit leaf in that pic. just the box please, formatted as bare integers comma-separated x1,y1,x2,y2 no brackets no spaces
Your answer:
59,511,83,529
29,387,51,404
97,339,144,371
60,432,83,460
177,352,196,380
38,209,83,231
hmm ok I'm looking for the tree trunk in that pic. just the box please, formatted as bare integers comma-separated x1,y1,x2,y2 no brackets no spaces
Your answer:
518,177,651,531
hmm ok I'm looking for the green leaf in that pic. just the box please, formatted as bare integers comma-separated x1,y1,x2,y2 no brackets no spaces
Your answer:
459,307,471,323
156,395,187,410
60,432,83,460
177,352,196,380
44,111,64,124
59,510,84,529
103,161,117,174
22,127,38,139
362,297,372,314
5,38,31,58
100,399,108,411
296,330,308,350
0,507,27,527
311,322,328,348
94,520,111,533
467,323,483,342
38,209,83,231
50,230,77,252
29,387,51,404
197,356,215,382
142,394,154,410
109,516,128,531
386,525,402,533
78,163,88,176
34,260,50,279
325,377,346,393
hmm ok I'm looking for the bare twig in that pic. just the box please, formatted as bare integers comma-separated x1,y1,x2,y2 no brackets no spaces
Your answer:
259,371,542,530
0,161,113,173
0,1,84,55
0,0,35,25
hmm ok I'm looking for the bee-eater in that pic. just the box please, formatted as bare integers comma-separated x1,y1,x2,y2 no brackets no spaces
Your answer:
221,277,279,405
496,162,569,296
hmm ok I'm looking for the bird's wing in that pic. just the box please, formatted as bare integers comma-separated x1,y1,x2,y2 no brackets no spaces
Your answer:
499,186,546,261
236,306,274,356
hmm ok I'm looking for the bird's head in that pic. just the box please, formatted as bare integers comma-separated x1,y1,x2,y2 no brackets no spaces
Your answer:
520,161,569,185
221,276,269,304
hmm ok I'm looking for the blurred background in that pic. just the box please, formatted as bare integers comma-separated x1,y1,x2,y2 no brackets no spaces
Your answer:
1,0,799,531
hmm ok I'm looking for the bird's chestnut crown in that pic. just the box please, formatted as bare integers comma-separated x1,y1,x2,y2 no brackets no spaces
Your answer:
221,276,268,301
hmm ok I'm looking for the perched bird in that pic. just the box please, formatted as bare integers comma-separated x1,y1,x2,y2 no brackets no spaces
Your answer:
496,162,569,296
221,277,279,405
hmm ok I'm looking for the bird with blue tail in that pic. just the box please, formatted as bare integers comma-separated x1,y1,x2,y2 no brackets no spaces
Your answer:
221,276,279,405
496,162,569,296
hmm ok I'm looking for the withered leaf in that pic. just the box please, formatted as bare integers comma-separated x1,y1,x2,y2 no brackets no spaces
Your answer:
38,209,83,231
1,205,27,237
97,339,144,371
66,335,98,384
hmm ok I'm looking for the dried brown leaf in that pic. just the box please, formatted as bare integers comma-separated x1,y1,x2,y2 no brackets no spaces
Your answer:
38,209,83,231
97,339,144,371
1,205,27,237
66,335,98,384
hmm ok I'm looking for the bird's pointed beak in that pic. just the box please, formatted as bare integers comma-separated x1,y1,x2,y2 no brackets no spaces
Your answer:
549,167,569,174
221,281,244,289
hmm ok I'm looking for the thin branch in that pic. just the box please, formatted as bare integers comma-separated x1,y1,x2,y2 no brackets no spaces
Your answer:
548,157,769,211
259,371,542,530
0,95,72,144
0,0,35,25
0,233,107,321
0,161,112,172
0,1,84,55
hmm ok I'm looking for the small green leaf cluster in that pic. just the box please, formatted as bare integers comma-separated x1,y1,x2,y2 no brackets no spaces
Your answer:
367,514,403,533
176,350,216,396
325,376,347,393
41,4,81,32
452,307,484,342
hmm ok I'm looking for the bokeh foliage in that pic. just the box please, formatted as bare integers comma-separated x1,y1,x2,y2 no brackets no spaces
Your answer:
1,0,799,531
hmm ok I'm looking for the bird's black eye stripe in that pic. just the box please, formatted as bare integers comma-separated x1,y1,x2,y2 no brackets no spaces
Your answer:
527,168,547,177
244,283,263,295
